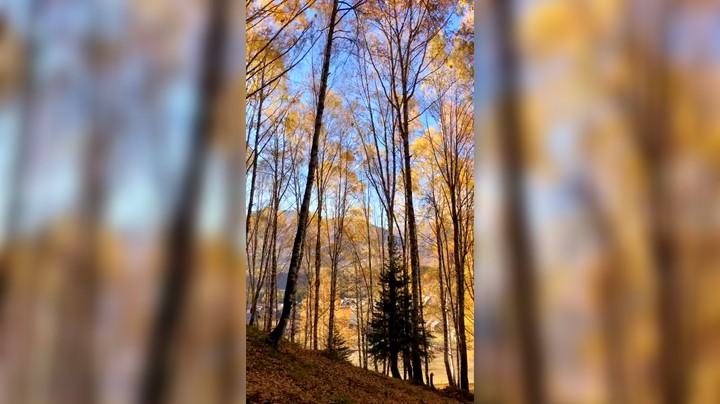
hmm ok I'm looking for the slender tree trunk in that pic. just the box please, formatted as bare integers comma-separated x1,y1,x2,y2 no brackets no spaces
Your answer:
0,1,37,337
355,265,363,365
250,208,273,326
265,151,281,331
417,253,429,386
364,190,375,372
313,185,323,350
386,209,402,379
450,187,469,391
627,2,685,403
245,73,265,241
573,181,627,404
55,129,106,404
328,166,348,349
290,300,297,343
138,0,228,402
269,0,340,345
434,211,455,387
303,238,313,349
218,88,245,404
400,101,424,384
494,1,546,402
327,252,338,349
247,183,264,325
304,265,312,349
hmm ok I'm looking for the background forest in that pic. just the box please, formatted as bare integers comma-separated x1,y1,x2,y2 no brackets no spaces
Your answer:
245,0,475,394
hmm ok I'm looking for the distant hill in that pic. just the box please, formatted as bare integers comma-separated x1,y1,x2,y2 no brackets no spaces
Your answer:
246,326,472,404
248,209,437,293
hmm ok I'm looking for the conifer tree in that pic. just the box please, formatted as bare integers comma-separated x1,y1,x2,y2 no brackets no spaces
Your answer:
323,328,352,362
367,244,428,379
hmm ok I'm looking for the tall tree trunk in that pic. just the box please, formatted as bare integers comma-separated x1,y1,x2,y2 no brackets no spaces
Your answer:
400,98,424,384
218,79,245,404
55,128,106,404
626,2,685,402
355,264,363,366
494,1,546,403
313,183,323,350
386,209,402,379
264,193,280,331
247,182,265,325
250,207,273,326
245,73,265,242
138,0,228,402
304,257,312,349
290,300,297,343
0,1,38,333
265,145,282,331
449,187,469,391
433,206,455,387
328,165,348,349
571,180,627,404
364,189,375,372
269,0,340,346
417,250,429,386
327,253,338,349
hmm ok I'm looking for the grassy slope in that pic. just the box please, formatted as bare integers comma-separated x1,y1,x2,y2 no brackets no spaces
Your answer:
247,327,471,404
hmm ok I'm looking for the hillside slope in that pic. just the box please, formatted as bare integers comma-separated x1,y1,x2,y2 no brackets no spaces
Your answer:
247,327,471,403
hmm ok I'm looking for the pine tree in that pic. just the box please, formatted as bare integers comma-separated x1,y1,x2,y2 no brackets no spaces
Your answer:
367,245,429,379
323,328,352,362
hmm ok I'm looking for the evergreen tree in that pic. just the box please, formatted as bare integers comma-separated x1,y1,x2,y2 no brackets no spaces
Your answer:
367,245,430,379
323,328,352,362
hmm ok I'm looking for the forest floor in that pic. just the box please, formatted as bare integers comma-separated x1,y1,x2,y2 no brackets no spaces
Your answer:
246,326,473,403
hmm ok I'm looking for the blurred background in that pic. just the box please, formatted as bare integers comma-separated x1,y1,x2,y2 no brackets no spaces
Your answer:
475,0,720,403
0,1,245,404
3,0,720,403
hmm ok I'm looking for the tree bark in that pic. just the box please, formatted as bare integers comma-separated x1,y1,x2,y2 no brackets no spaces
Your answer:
449,185,469,391
431,191,455,387
493,1,547,403
400,115,424,384
269,0,340,346
327,160,348,349
313,178,323,350
245,73,265,243
138,0,229,402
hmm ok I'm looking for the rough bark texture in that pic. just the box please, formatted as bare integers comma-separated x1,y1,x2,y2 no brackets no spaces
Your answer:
269,0,340,346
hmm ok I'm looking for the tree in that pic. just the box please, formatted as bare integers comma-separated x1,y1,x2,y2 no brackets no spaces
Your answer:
493,0,547,403
362,0,455,384
324,328,352,362
0,15,32,316
246,0,318,99
426,168,455,388
425,49,474,392
354,26,403,373
326,144,352,349
313,119,337,349
368,245,410,379
268,0,341,346
138,0,230,402
624,1,685,402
